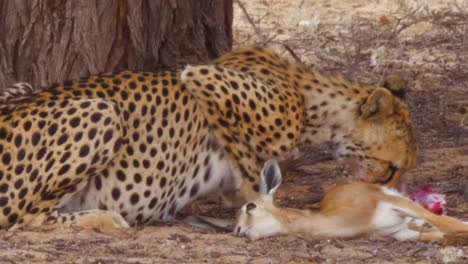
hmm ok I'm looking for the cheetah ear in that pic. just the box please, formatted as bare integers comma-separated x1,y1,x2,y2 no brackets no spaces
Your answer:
360,88,394,120
382,74,406,99
260,159,282,200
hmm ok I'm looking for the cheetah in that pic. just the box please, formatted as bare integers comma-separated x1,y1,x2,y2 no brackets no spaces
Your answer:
0,83,35,105
181,46,417,201
0,46,416,229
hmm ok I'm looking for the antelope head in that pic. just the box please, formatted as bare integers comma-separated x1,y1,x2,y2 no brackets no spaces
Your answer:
233,159,287,241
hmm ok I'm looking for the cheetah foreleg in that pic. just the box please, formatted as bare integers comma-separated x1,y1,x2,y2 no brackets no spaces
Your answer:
52,209,130,230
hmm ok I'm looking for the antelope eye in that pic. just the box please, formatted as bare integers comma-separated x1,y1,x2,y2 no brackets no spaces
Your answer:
246,203,256,212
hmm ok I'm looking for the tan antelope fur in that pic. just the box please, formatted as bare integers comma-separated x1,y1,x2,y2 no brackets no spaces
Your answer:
234,160,468,242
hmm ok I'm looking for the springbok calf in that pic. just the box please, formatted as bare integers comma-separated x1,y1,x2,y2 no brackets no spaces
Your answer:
234,160,468,242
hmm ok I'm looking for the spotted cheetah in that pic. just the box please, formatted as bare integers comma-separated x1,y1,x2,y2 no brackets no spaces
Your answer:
181,46,417,201
0,46,416,229
0,83,35,105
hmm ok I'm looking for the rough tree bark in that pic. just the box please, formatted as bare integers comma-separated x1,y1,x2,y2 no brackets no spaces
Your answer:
0,0,233,88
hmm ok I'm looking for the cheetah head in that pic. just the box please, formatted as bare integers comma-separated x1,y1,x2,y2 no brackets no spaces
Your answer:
336,87,417,188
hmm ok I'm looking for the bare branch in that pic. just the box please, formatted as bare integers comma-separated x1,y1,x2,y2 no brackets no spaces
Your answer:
281,44,303,64
234,0,265,42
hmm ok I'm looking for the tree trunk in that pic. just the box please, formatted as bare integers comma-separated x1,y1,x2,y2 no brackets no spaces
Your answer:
0,0,233,88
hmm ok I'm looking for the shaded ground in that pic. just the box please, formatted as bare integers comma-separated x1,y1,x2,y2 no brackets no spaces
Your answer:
1,0,467,263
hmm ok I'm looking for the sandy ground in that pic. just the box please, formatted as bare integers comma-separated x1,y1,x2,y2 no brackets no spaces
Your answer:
1,0,467,263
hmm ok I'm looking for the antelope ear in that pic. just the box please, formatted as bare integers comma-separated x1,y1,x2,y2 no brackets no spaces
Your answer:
360,88,394,120
260,159,282,199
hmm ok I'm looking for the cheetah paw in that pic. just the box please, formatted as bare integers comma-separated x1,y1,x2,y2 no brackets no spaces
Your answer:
74,210,130,231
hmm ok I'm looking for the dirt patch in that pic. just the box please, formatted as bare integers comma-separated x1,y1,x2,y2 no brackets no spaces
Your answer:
1,0,467,263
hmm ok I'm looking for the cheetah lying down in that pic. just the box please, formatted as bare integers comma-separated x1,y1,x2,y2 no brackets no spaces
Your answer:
0,46,416,230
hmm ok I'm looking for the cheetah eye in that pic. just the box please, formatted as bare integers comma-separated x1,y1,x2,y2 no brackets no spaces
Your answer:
380,163,398,185
246,203,257,212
